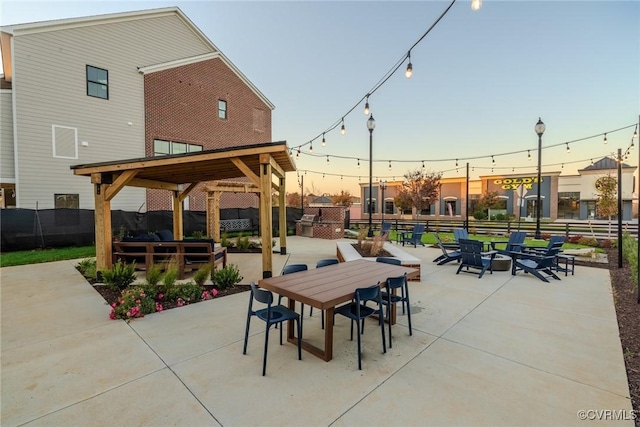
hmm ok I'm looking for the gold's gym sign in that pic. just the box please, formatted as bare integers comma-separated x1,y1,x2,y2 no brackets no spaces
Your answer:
493,177,542,190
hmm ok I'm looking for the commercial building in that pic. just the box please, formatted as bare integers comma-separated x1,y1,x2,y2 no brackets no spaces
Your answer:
360,157,636,221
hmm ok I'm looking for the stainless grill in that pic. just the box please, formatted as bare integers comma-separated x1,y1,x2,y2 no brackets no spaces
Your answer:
300,214,316,237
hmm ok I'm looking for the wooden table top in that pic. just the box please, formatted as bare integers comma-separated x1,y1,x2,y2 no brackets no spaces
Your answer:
258,259,419,310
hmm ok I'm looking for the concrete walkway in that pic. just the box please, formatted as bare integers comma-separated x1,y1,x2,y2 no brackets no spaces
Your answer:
1,236,633,426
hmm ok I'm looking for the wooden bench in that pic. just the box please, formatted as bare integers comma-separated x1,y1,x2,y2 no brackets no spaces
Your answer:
112,240,227,279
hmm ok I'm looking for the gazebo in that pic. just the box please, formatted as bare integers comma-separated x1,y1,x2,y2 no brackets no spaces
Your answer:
71,141,296,278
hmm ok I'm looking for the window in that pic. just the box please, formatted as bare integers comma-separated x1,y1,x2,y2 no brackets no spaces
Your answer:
366,198,376,214
557,192,580,219
86,65,108,99
444,200,457,216
55,194,79,209
218,99,227,119
384,200,394,215
153,140,202,156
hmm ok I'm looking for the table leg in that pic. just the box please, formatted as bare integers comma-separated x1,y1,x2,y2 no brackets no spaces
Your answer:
286,301,334,362
324,307,334,362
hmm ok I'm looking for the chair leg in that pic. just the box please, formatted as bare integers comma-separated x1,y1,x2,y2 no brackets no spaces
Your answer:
379,307,386,354
356,316,363,370
387,303,393,348
262,323,270,376
243,315,251,355
296,318,302,361
406,296,412,336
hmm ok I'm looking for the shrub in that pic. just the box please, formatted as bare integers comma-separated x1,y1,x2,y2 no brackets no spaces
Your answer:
577,237,599,247
109,286,156,321
220,234,233,248
237,236,250,250
622,232,638,284
599,239,615,249
160,260,179,295
192,263,212,287
211,264,243,291
567,235,583,244
191,230,206,239
248,240,261,249
495,213,506,221
357,228,368,245
473,211,487,220
164,283,204,305
102,261,137,291
145,263,163,286
77,258,97,281
540,233,551,240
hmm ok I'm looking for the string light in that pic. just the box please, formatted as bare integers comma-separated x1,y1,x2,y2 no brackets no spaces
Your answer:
322,173,325,179
527,150,531,161
388,160,392,170
634,125,639,140
491,155,495,165
296,148,300,158
471,0,482,11
422,161,425,169
322,133,326,147
326,155,329,165
364,95,370,115
455,159,458,167
561,163,564,169
340,118,345,135
590,159,593,165
405,51,413,79
357,158,360,168
566,143,571,153
604,133,608,144
309,142,313,153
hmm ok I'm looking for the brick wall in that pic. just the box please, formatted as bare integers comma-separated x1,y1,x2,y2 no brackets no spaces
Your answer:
144,57,272,211
296,206,345,239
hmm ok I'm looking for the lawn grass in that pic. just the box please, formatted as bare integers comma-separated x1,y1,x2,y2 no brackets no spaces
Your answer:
388,231,599,251
0,246,96,267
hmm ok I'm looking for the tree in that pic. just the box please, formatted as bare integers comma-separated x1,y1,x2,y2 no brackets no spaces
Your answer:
286,192,302,207
394,169,441,214
332,190,353,208
474,191,503,219
595,175,618,237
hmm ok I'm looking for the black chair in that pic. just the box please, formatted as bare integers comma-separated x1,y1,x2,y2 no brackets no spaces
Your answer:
433,233,462,265
512,241,564,283
309,259,339,328
275,264,308,330
380,273,412,348
243,282,302,376
376,257,401,266
456,239,496,279
400,224,425,247
490,231,527,256
334,284,387,370
522,236,565,255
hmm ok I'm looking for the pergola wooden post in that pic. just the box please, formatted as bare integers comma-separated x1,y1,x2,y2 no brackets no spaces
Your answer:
71,142,295,278
278,176,287,254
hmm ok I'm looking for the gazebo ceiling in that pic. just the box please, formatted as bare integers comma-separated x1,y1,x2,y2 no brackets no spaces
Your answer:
71,141,295,185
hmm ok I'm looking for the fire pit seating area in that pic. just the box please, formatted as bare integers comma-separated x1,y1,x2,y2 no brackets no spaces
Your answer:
112,229,227,279
336,241,421,280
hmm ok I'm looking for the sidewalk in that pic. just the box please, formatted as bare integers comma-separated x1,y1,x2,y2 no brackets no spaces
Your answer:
1,236,633,426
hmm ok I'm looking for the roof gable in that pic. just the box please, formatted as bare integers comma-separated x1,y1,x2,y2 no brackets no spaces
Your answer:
579,156,635,172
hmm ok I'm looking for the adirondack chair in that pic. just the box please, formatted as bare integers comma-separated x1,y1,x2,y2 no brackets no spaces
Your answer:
379,221,392,240
522,235,565,255
400,224,425,247
456,239,497,279
490,231,527,256
453,228,469,243
512,241,564,282
432,233,462,265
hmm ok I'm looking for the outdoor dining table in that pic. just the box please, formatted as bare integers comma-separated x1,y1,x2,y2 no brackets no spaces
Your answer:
258,259,419,362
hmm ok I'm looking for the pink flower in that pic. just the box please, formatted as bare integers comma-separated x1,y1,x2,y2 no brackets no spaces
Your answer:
109,309,116,320
158,293,164,300
111,303,117,308
155,302,164,312
135,299,141,304
140,292,146,297
211,289,219,297
177,298,184,307
201,291,211,300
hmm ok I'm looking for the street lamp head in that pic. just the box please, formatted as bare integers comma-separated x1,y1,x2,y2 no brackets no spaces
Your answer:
535,117,546,136
367,114,376,131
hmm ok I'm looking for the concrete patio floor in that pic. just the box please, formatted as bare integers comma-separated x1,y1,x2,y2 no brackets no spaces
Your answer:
1,236,634,426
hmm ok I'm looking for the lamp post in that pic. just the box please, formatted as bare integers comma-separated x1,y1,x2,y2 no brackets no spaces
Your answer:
534,117,546,239
380,180,387,223
367,114,376,237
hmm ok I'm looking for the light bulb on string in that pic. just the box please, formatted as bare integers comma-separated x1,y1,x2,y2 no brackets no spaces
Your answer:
388,160,392,170
590,159,594,165
455,159,458,167
634,125,639,140
405,51,412,79
527,150,531,161
604,133,608,144
491,155,495,165
421,161,425,169
561,163,564,169
322,133,326,147
364,95,370,115
471,0,482,11
340,118,346,135
357,158,360,168
309,142,313,153
322,173,325,179
326,155,329,165
296,148,300,158
566,143,571,153
631,138,635,150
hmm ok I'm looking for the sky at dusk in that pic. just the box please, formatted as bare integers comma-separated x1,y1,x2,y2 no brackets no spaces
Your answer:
2,0,638,197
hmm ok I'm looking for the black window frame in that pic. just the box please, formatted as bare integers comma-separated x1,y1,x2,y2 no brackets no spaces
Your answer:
86,65,109,100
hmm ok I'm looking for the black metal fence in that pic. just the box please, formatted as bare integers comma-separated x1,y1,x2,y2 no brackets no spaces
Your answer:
1,207,303,252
